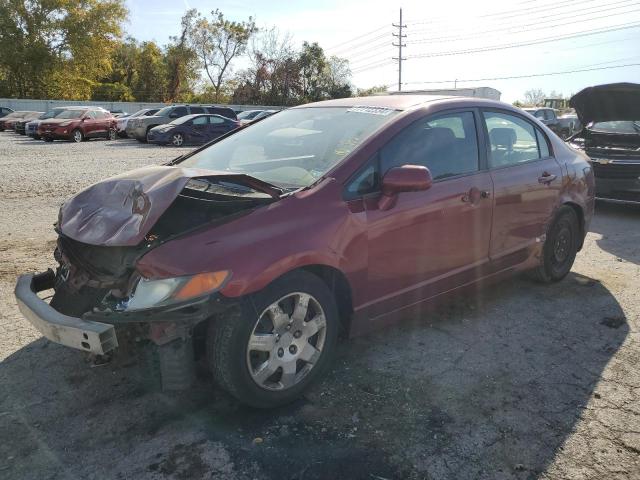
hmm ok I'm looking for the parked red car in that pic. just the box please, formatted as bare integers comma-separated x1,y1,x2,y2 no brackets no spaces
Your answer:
15,95,594,407
38,107,117,142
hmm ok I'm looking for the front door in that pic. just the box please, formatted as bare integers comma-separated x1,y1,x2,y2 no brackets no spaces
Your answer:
360,110,494,319
481,110,563,262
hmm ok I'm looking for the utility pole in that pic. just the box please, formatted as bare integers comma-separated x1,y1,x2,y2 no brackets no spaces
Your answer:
392,8,407,92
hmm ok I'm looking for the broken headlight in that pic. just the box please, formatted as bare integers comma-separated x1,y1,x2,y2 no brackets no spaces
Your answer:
124,271,230,311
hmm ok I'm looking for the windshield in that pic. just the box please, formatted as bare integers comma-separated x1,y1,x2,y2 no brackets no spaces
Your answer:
155,106,173,116
56,110,86,119
590,120,640,134
129,109,147,118
180,107,399,189
237,110,260,120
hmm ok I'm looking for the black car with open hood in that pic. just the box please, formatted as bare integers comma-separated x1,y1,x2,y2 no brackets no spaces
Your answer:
568,82,640,204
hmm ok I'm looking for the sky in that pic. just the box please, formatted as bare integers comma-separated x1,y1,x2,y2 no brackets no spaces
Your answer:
125,0,640,103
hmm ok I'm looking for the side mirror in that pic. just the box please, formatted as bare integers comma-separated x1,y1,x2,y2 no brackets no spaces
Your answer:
379,165,432,210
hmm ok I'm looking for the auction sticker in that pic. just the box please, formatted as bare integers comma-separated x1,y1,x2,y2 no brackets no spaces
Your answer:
347,106,394,116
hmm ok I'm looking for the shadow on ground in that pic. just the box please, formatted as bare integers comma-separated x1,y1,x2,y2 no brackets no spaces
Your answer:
0,268,628,479
590,201,640,264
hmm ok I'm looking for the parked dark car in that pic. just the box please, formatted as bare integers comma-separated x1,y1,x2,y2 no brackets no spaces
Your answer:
26,108,68,139
523,107,562,135
0,106,14,118
237,109,265,122
238,109,278,125
0,111,39,131
147,114,240,146
14,112,45,135
38,107,117,142
14,95,594,408
129,105,237,143
116,108,159,137
567,82,640,204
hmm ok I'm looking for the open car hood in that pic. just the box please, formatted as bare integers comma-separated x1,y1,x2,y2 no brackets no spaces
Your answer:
570,83,640,124
58,165,280,247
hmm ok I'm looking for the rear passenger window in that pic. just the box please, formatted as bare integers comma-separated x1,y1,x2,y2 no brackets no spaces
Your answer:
380,111,479,180
190,107,205,114
483,111,542,167
171,107,188,117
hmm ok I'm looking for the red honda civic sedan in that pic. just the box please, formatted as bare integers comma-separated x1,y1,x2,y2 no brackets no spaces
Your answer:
15,95,594,407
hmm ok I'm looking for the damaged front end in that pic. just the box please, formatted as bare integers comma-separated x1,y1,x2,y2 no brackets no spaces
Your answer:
16,166,279,363
568,83,640,204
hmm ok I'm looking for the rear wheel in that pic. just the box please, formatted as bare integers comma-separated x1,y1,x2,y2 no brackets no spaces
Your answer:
530,206,579,283
207,271,339,408
171,133,184,146
43,137,53,142
71,129,83,143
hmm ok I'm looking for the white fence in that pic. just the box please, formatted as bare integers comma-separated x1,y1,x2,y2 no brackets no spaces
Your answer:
0,98,281,114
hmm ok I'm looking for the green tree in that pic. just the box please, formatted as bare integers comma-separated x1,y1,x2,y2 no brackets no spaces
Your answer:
189,9,256,102
134,41,166,102
165,9,199,102
0,0,127,98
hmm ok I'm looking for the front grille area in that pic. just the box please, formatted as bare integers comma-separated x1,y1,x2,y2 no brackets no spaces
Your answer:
591,162,640,180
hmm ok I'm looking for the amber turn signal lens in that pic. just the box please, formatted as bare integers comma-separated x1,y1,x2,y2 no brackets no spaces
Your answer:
174,271,230,300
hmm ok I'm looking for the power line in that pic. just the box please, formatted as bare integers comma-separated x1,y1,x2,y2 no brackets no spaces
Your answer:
401,61,640,85
408,2,640,45
409,0,639,38
407,21,640,59
407,0,588,27
325,25,389,53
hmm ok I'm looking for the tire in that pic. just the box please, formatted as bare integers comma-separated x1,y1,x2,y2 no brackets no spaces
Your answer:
71,129,83,143
207,270,339,408
43,137,53,142
145,126,157,143
530,206,579,283
171,133,184,147
107,128,117,140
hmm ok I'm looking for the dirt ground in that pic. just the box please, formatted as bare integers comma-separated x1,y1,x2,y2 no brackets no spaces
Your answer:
0,132,639,480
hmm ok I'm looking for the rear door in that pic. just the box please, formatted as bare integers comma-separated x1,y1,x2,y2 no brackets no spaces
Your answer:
82,110,99,137
356,109,494,319
481,109,563,264
207,116,230,141
188,115,209,143
93,110,110,136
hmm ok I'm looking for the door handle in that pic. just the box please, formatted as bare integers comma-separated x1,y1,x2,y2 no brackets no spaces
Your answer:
461,189,491,203
538,173,557,184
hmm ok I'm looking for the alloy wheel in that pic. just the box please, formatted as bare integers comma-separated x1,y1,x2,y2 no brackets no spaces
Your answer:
72,130,82,143
246,292,327,391
171,133,184,146
108,129,117,140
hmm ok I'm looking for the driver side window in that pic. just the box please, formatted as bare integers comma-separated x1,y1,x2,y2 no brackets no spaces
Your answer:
379,111,479,181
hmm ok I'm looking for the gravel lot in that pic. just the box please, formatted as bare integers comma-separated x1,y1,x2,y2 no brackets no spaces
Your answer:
1,132,639,480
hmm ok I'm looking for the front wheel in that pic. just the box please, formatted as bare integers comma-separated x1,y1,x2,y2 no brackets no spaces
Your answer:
71,129,83,143
530,206,580,283
207,271,339,408
171,133,184,146
107,128,117,140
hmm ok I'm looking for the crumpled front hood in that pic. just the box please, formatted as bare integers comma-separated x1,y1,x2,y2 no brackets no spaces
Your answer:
570,82,640,124
58,165,279,247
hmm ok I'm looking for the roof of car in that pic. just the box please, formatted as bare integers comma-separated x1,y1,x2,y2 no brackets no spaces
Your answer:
296,94,456,110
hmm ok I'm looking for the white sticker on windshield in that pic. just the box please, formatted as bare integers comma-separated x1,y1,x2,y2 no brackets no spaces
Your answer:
347,106,394,116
